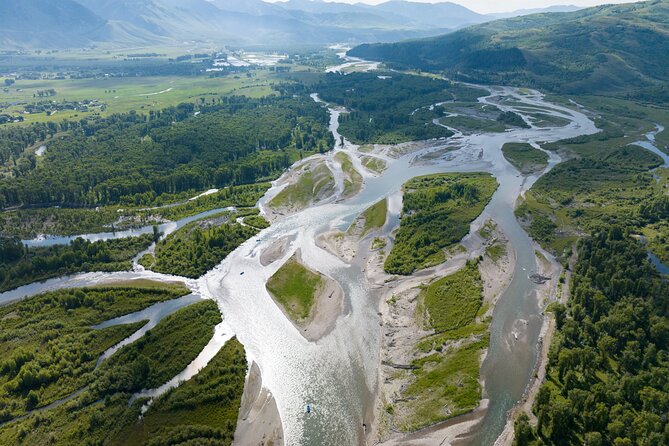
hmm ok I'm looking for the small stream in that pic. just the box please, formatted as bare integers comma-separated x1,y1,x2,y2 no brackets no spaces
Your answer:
23,207,235,248
0,270,199,307
94,293,204,367
633,124,669,167
632,124,669,275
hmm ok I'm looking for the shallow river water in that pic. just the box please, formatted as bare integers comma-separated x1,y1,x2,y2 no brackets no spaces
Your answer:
201,86,597,445
1,84,598,445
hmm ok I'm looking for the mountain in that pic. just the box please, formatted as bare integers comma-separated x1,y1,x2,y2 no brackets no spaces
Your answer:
371,0,486,29
0,0,492,49
0,0,595,50
489,4,582,19
0,0,108,49
349,0,669,98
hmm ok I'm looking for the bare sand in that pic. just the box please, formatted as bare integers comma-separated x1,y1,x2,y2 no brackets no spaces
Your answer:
267,251,345,343
316,229,358,263
234,362,284,446
367,220,516,445
301,274,344,342
260,236,292,267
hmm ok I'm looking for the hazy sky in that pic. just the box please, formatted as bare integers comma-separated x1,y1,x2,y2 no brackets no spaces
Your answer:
268,0,641,14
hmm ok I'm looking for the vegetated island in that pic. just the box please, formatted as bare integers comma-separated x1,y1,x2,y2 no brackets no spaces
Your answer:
0,284,247,446
265,251,343,341
384,173,498,275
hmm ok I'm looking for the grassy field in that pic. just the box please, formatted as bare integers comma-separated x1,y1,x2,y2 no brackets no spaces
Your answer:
1,71,279,125
527,112,572,128
360,198,388,236
418,262,483,332
439,115,506,133
360,156,387,174
390,261,489,432
385,173,498,275
335,152,363,197
395,339,488,432
243,214,270,229
269,162,335,210
486,242,508,263
266,255,325,323
502,143,549,174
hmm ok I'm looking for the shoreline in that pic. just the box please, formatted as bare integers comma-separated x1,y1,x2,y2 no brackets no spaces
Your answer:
234,362,285,446
365,219,516,445
492,243,565,446
265,249,345,343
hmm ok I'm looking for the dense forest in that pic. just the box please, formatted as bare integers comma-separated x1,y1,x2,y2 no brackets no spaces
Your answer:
0,234,155,292
515,228,669,446
0,288,246,446
142,215,258,278
385,173,498,275
349,2,669,101
93,300,221,397
0,282,190,421
0,93,333,209
315,72,485,144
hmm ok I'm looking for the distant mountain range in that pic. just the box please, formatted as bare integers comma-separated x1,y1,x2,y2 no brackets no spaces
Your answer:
0,0,582,49
349,1,669,99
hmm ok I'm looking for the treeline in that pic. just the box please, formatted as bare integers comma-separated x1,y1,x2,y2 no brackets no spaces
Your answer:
0,123,51,171
0,293,246,446
0,93,332,209
515,228,669,446
0,183,270,239
315,72,485,144
0,235,154,292
144,219,257,278
94,301,221,397
0,283,189,421
385,173,498,275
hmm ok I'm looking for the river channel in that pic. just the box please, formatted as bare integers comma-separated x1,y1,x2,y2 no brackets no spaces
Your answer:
201,85,598,445
1,82,598,444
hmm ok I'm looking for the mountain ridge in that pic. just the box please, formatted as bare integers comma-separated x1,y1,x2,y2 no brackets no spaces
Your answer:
0,0,584,50
349,0,669,100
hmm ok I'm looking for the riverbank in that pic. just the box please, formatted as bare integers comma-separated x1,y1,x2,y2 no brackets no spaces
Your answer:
365,219,515,444
266,250,344,343
234,362,284,446
493,244,565,446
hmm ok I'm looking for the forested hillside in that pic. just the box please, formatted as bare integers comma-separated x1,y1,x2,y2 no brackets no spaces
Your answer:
350,1,669,102
0,94,332,209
